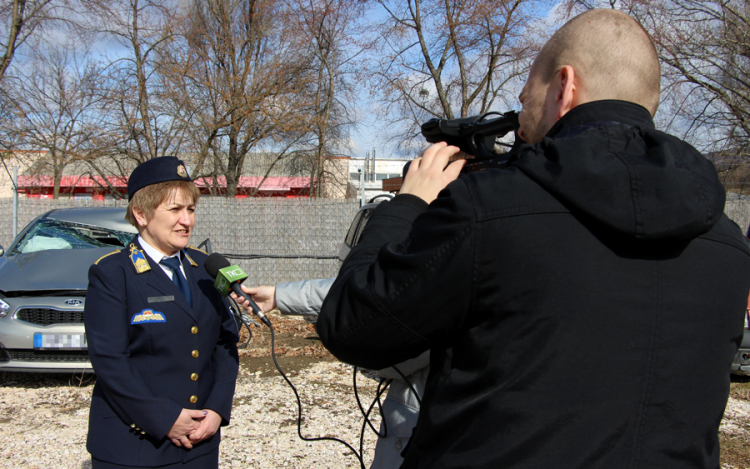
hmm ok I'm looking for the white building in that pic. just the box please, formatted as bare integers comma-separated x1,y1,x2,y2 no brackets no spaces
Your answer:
348,156,408,203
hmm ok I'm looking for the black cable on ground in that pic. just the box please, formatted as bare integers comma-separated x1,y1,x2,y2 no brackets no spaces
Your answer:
269,324,367,469
356,372,392,460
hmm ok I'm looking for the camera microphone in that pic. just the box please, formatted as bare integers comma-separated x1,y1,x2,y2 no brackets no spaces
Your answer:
204,253,271,328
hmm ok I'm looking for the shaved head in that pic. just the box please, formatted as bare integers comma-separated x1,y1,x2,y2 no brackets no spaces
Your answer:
537,9,661,115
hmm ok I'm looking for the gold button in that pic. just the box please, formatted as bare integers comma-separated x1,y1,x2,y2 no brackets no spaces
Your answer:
191,350,199,358
130,424,136,428
190,373,198,381
140,431,145,435
191,326,198,334
190,395,198,404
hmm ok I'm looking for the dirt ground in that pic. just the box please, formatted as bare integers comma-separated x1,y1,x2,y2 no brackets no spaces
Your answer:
236,313,335,376
724,375,750,467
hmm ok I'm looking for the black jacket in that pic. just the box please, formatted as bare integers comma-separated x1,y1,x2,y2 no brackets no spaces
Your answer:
318,101,750,468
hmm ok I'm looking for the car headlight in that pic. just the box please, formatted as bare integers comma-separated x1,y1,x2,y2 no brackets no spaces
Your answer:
0,298,9,318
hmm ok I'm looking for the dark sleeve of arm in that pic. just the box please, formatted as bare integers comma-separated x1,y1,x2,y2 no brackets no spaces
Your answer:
204,297,240,426
84,264,182,438
317,182,476,370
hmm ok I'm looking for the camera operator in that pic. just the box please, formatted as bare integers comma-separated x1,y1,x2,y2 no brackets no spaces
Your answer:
317,9,750,468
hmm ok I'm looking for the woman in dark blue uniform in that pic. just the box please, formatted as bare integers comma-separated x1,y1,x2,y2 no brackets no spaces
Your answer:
84,157,239,469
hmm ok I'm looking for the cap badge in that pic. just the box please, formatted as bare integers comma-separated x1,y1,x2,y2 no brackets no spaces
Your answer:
177,164,188,178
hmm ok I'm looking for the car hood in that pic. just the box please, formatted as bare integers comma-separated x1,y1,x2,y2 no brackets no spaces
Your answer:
0,247,119,293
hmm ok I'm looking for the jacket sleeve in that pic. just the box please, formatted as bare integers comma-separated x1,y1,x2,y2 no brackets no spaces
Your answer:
276,278,335,317
317,183,476,370
203,296,240,425
84,262,182,439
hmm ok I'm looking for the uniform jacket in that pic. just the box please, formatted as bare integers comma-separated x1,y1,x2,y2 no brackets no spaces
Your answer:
84,239,239,467
317,100,750,468
275,278,427,469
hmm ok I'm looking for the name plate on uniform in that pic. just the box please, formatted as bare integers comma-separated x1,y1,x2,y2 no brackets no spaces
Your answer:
33,333,87,350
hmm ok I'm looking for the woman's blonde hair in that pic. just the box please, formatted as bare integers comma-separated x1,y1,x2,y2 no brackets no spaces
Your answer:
125,180,201,228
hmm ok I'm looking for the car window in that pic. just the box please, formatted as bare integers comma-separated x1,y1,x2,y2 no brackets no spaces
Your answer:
12,219,134,254
348,208,375,249
344,210,366,249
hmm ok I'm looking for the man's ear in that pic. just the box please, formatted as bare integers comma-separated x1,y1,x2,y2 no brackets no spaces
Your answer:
555,65,577,120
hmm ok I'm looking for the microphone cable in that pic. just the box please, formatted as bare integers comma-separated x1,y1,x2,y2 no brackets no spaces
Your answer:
268,321,371,469
350,363,423,460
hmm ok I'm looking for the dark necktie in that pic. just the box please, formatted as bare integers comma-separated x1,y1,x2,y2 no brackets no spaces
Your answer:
160,256,192,307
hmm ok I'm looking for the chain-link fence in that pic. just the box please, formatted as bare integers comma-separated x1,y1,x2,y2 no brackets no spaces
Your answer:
190,198,358,285
0,197,358,286
724,194,750,236
2,194,750,287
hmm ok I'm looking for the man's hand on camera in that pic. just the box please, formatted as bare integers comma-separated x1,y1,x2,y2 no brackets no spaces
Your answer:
400,142,465,204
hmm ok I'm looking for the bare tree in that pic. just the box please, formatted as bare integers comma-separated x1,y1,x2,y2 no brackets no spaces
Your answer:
4,44,106,198
284,0,367,197
370,0,543,154
81,0,186,165
0,0,64,79
163,0,315,198
0,0,80,187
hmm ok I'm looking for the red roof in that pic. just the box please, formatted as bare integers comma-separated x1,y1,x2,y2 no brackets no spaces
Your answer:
18,175,127,188
194,176,312,191
18,175,312,192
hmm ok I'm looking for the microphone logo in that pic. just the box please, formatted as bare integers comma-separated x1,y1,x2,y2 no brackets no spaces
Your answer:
213,265,249,295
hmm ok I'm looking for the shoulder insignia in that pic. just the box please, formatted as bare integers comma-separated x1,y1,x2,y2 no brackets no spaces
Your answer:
183,249,199,267
129,243,151,274
95,250,121,265
187,245,207,255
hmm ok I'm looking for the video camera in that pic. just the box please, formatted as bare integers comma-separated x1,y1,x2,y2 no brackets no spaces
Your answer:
420,110,522,172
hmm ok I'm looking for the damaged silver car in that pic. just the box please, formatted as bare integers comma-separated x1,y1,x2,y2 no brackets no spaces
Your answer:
0,207,137,373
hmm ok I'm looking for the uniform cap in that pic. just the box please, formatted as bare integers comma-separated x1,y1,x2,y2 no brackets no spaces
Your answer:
127,156,192,199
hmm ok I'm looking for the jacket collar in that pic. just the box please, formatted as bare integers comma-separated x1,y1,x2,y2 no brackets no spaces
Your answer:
546,100,654,139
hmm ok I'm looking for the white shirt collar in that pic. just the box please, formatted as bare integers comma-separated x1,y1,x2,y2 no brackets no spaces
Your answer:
138,235,180,263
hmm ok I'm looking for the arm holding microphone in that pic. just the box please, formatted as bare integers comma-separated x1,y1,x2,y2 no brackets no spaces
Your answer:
204,253,272,328
235,278,335,319
235,285,277,314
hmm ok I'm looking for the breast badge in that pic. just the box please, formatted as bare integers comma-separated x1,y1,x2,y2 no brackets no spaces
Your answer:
131,309,166,325
129,244,151,274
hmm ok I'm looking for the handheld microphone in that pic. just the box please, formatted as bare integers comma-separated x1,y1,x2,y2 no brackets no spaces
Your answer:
204,253,272,328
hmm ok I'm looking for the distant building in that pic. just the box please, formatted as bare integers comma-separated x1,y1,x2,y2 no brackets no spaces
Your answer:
3,151,405,201
8,152,354,200
16,174,315,200
348,157,408,202
0,151,42,198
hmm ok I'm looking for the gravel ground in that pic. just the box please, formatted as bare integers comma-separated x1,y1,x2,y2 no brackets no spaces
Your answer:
0,360,380,469
1,313,750,468
0,314,381,469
